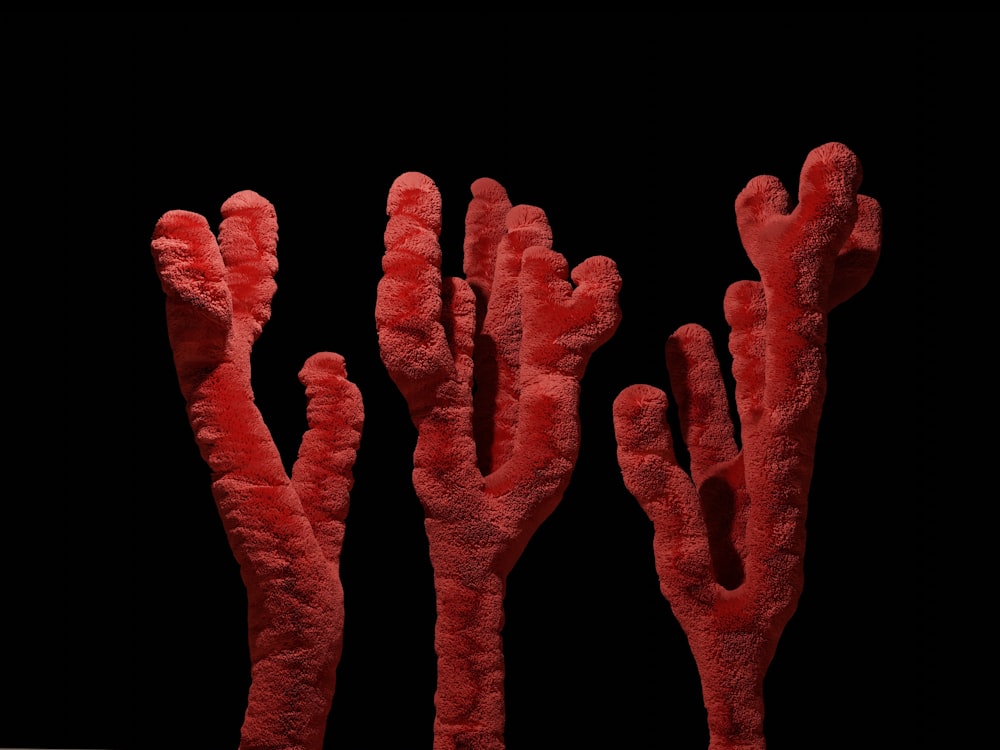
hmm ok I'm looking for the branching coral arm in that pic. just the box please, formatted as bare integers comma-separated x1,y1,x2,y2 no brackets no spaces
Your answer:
723,280,767,439
666,324,750,588
613,143,881,750
735,144,880,564
377,172,464,418
293,352,364,564
487,244,622,569
612,384,713,595
665,323,740,484
377,174,501,748
152,192,362,750
377,173,621,749
463,177,513,326
467,188,553,475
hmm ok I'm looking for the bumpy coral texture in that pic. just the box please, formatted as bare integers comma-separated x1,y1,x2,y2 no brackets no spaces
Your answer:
613,142,881,750
151,191,364,750
376,173,622,749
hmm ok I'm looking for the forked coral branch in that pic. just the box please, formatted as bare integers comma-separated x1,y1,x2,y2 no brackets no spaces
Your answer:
376,173,622,749
151,191,364,750
612,143,881,749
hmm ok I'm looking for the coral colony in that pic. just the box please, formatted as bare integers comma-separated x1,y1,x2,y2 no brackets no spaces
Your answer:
151,192,364,750
613,142,881,750
151,142,880,750
376,173,623,749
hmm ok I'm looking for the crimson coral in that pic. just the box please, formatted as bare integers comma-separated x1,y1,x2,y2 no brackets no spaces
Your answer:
151,191,363,750
376,173,622,750
613,142,881,750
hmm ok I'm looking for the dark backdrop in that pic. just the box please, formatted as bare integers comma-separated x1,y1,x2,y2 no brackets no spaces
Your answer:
8,12,933,750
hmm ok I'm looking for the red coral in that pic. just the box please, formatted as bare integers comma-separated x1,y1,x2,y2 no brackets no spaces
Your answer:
376,173,622,749
613,143,881,749
151,191,364,750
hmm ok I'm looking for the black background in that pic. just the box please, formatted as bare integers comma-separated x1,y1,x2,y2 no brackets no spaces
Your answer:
6,12,938,750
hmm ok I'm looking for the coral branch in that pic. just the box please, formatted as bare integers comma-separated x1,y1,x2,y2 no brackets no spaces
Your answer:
613,143,881,749
376,173,621,749
151,192,363,750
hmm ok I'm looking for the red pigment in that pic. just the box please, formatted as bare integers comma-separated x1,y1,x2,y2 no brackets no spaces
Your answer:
376,173,622,749
613,142,881,750
151,191,364,750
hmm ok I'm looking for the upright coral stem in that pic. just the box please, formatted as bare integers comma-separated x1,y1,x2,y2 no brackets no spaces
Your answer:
376,173,621,748
613,143,881,749
151,192,363,750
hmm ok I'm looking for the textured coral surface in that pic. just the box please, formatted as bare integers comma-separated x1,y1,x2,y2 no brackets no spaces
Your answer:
376,173,622,749
151,192,364,750
613,142,881,749
146,144,879,749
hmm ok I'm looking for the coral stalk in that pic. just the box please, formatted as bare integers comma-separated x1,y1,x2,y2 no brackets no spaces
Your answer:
151,191,364,750
612,143,881,749
376,173,622,749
